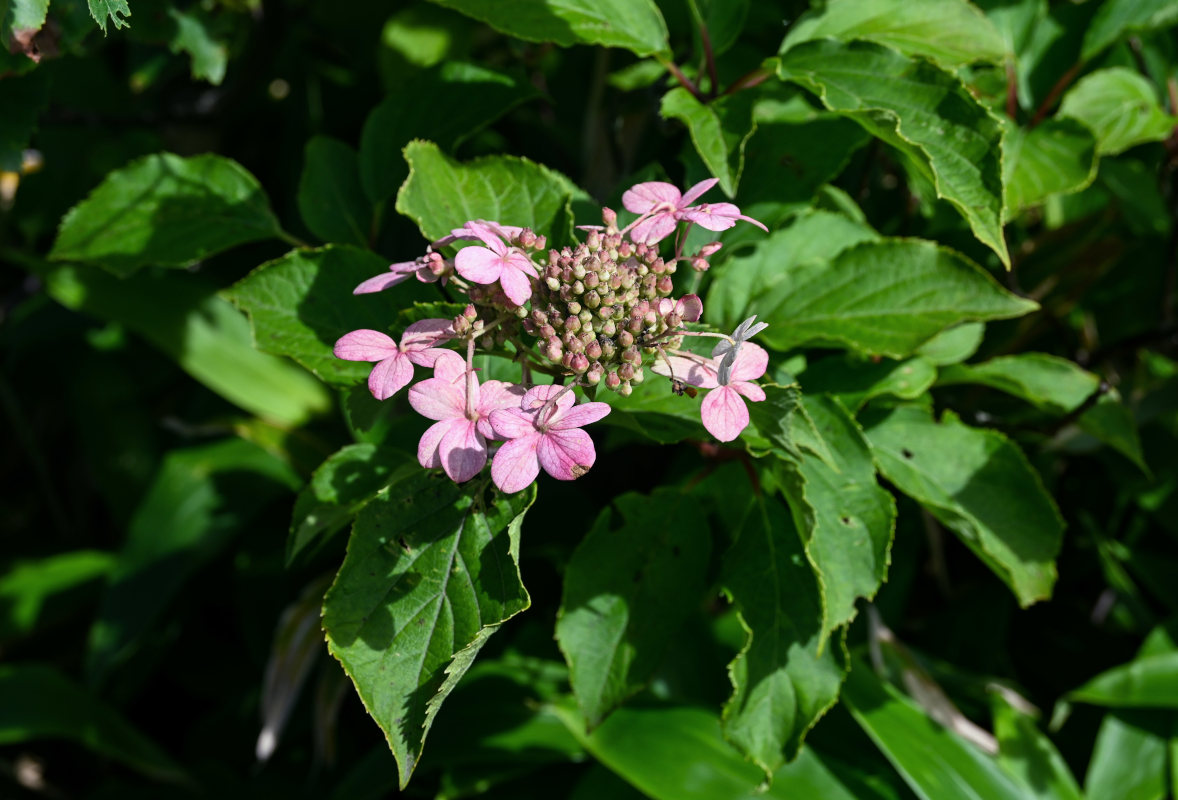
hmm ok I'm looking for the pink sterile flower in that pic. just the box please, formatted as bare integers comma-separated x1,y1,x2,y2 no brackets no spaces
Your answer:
333,319,454,400
408,357,525,483
488,385,611,493
680,202,768,234
657,294,704,323
453,225,539,306
622,178,719,244
353,250,449,294
651,343,768,442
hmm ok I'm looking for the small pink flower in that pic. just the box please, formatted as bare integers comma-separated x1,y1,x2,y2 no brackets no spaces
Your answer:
622,178,718,244
408,358,525,483
333,319,454,400
680,203,768,234
353,251,447,294
453,225,539,307
434,219,524,248
657,294,703,323
651,343,768,442
488,385,611,493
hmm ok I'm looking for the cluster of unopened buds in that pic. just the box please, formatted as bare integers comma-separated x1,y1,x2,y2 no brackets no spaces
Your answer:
334,177,770,493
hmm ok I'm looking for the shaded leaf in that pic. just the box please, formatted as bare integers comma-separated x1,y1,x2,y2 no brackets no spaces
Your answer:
0,68,49,171
801,355,937,411
1059,67,1178,156
1069,652,1178,708
0,551,115,643
939,353,1100,414
991,692,1083,800
1082,0,1178,61
1085,710,1171,800
299,136,373,247
1002,118,1097,213
914,323,985,366
660,87,757,197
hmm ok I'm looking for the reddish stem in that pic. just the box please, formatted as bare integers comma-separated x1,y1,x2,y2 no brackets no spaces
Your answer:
1030,61,1081,128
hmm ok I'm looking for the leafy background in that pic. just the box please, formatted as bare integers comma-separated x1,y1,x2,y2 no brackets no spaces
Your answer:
2,0,1178,798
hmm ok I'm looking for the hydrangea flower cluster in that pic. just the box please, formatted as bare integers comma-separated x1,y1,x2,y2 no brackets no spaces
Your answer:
335,178,770,493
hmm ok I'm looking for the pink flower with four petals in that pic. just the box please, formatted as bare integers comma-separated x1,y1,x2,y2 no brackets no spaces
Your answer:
622,178,767,244
332,319,454,400
453,222,538,306
652,343,768,442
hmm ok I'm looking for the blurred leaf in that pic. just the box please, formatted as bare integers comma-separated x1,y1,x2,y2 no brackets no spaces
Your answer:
781,0,1006,67
843,662,1027,800
774,396,896,641
88,0,129,33
396,140,586,243
1077,392,1148,472
44,265,332,426
322,473,534,788
1081,0,1178,61
1002,118,1097,213
685,0,747,55
720,490,847,775
50,153,285,277
0,68,49,171
1069,652,1178,708
704,210,879,332
599,375,708,443
975,0,1046,60
1,0,48,39
360,62,541,205
166,5,227,84
1100,156,1171,236
863,405,1064,607
1059,68,1178,155
288,443,415,565
0,551,115,643
87,438,299,683
659,87,756,197
556,489,710,728
0,664,185,781
991,693,1083,800
426,0,669,56
757,240,1036,357
298,136,372,247
914,323,985,366
939,353,1100,414
777,40,1010,266
801,355,937,411
1085,710,1171,800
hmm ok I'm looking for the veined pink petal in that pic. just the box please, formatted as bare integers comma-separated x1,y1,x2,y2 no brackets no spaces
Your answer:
728,343,769,383
675,294,703,322
498,264,533,306
537,428,596,480
459,221,509,251
353,270,410,295
506,250,538,278
334,329,399,362
681,203,768,232
629,213,679,245
622,181,681,214
701,386,749,442
551,401,611,431
438,419,487,483
650,353,719,389
679,177,719,207
368,354,414,400
432,350,467,383
521,385,576,423
489,407,538,440
401,319,454,351
408,377,465,420
417,418,456,470
407,346,454,368
478,381,527,416
735,382,766,402
491,433,542,493
454,246,505,284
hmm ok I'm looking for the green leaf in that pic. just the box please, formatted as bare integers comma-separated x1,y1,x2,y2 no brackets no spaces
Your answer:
1069,652,1178,708
1002,118,1098,214
1058,68,1178,156
1077,392,1148,472
746,383,804,460
288,443,416,565
322,473,534,788
50,153,284,277
0,551,115,643
863,405,1064,607
298,136,373,247
773,396,897,641
395,140,586,243
843,662,1027,800
777,40,1010,266
781,0,1006,67
800,355,937,412
704,210,879,332
685,0,748,56
0,664,185,781
991,693,1083,800
425,0,669,57
166,6,227,84
360,62,541,205
757,240,1037,358
599,374,708,444
939,353,1100,414
226,245,416,388
720,492,848,776
659,87,757,197
87,439,298,683
556,489,710,728
914,323,985,366
43,265,331,426
1081,0,1178,61
1085,711,1171,800
88,0,129,33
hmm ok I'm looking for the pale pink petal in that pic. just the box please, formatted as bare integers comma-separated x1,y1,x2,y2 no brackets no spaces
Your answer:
353,270,410,295
701,386,749,442
650,353,720,389
658,298,674,316
432,350,467,383
489,407,537,440
438,420,487,483
498,264,533,306
506,250,538,278
476,220,524,240
457,221,509,251
454,246,505,284
401,319,454,352
681,203,768,232
729,343,769,382
734,382,766,402
622,181,681,214
407,345,455,368
537,428,596,481
675,294,703,322
679,177,719,207
629,213,679,244
521,385,577,420
417,418,459,469
550,401,611,431
334,329,399,362
491,434,542,493
408,377,465,420
368,354,415,400
478,381,527,414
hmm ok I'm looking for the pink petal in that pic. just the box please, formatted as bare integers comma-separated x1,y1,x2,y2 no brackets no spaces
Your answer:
675,294,703,322
334,329,399,362
679,177,719,207
681,203,768,232
432,350,467,383
537,428,596,481
491,434,542,493
521,385,576,421
629,213,679,245
406,346,455,368
478,380,527,416
417,418,458,470
454,246,505,284
650,353,719,389
438,419,487,483
700,386,749,442
408,377,465,420
729,343,769,382
476,220,524,240
353,270,410,295
550,401,611,431
499,263,534,306
489,407,538,440
622,181,681,214
401,319,454,352
368,354,415,400
506,250,539,278
735,381,766,402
